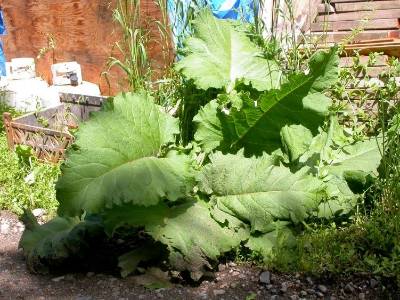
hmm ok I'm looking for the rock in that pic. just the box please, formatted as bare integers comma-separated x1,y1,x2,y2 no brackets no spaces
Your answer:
51,276,65,282
359,293,365,300
199,293,208,300
259,271,271,284
271,296,279,300
213,289,226,296
280,282,288,293
228,262,236,267
0,222,10,234
370,278,378,288
318,284,328,293
218,264,226,272
32,208,46,218
290,295,299,300
306,277,313,285
266,284,273,290
75,297,92,300
138,295,146,300
316,292,324,298
86,272,95,277
344,283,355,294
300,291,307,297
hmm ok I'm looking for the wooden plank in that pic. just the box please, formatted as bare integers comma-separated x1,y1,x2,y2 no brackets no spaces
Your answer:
331,0,391,3
2,0,169,95
318,3,335,14
335,1,400,12
3,112,15,150
340,55,388,67
311,18,399,31
316,8,400,21
309,30,400,43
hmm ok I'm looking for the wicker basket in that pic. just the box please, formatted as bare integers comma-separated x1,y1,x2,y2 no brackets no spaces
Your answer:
3,93,108,163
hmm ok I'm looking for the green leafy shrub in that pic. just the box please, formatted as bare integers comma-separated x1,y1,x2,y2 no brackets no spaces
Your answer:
19,10,386,281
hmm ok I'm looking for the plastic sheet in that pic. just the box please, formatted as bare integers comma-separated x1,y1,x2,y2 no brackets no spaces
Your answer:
0,9,7,76
167,0,258,48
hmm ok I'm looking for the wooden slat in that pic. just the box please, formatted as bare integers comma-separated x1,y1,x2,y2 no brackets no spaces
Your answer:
330,0,391,3
340,55,388,67
309,30,400,43
335,1,400,12
311,18,399,31
316,8,400,21
2,0,169,95
318,3,335,14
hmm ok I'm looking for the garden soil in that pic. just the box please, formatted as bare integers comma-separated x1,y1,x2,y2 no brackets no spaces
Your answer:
0,211,397,300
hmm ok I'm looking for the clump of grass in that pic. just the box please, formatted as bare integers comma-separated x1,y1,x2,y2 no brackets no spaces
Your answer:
0,133,60,216
0,102,59,216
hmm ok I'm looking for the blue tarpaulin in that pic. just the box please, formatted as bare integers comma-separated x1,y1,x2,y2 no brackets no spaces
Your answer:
209,0,258,22
168,0,258,48
0,9,7,76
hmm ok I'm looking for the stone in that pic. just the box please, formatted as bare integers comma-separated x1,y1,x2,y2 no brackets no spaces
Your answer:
213,289,226,296
280,282,288,293
259,271,271,284
199,293,208,300
344,283,355,294
51,276,65,282
316,292,324,298
266,284,273,290
318,285,328,293
32,208,46,218
370,278,378,288
306,277,313,285
0,222,10,234
218,264,226,272
86,272,95,277
290,295,299,300
359,293,366,300
271,296,279,300
300,291,307,297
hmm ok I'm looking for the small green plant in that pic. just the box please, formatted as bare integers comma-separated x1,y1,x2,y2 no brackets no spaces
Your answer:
0,133,60,216
104,0,152,92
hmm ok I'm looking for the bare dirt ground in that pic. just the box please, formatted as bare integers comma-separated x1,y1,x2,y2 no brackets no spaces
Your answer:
0,210,398,300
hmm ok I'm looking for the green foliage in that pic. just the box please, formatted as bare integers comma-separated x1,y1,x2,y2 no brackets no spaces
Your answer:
200,152,325,232
57,92,195,216
0,134,59,215
274,211,400,285
193,47,338,155
18,11,391,283
19,210,104,274
176,9,281,92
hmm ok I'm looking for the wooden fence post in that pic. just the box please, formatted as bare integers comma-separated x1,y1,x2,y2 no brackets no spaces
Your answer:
3,112,15,150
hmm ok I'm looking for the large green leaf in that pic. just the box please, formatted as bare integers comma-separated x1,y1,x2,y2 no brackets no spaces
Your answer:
175,9,281,92
199,152,325,233
19,211,104,274
280,124,314,162
194,47,339,155
246,224,296,263
193,100,223,153
104,201,242,281
323,138,382,180
57,92,195,217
